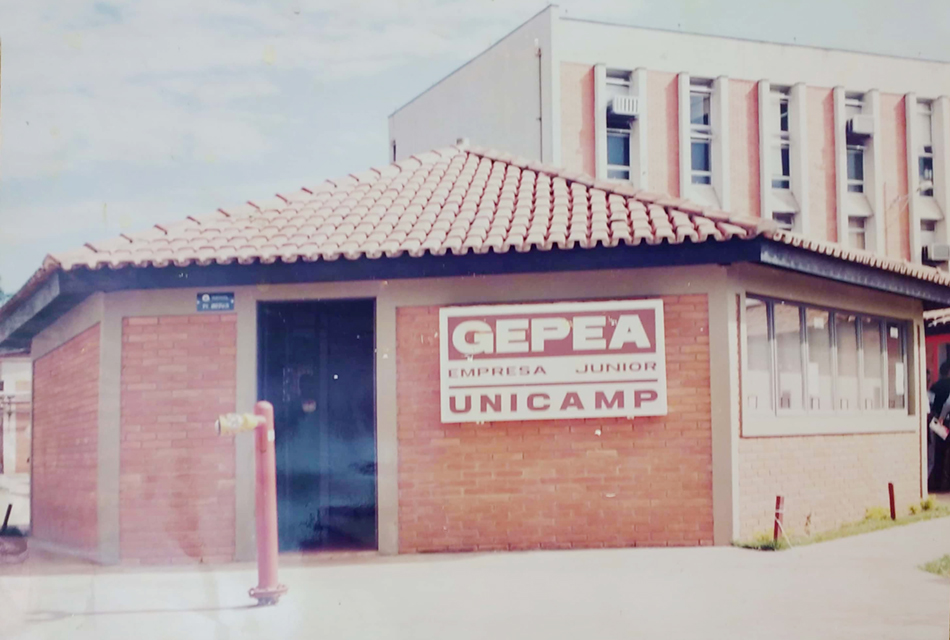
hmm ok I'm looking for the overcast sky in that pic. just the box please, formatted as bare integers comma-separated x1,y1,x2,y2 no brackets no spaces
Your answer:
0,0,948,293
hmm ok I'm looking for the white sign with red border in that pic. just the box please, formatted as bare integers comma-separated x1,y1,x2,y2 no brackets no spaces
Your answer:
439,299,667,423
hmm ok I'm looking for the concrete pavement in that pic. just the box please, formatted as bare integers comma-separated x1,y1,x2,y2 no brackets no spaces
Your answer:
1,517,949,639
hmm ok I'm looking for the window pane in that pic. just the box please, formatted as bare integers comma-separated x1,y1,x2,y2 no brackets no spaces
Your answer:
774,302,803,411
779,100,789,132
691,140,710,172
922,221,938,247
886,323,907,409
861,318,884,410
745,298,772,412
806,309,833,411
607,168,630,180
847,147,864,181
836,314,859,410
690,93,710,126
774,212,795,230
607,132,630,166
920,156,934,195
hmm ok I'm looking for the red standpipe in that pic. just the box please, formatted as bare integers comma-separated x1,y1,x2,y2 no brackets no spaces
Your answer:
888,483,896,521
773,495,784,543
249,401,287,605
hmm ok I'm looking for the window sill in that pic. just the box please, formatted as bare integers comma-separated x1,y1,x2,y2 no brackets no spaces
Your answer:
742,410,917,437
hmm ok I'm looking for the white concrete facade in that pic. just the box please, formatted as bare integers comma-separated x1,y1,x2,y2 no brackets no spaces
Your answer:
389,7,950,265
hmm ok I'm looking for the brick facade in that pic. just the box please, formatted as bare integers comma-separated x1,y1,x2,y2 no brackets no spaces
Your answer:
396,295,713,553
119,315,237,564
32,325,100,553
738,433,920,537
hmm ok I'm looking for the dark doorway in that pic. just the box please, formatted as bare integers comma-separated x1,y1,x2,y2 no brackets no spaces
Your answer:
258,299,376,552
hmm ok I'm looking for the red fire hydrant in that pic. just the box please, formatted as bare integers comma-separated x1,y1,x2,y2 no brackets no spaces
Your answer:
216,401,288,606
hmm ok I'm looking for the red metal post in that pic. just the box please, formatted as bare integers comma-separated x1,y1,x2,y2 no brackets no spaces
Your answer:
888,483,896,521
249,401,287,605
773,496,784,542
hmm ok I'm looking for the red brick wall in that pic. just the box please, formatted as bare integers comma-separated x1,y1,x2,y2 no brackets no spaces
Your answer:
881,93,910,262
808,87,838,243
120,315,237,564
397,295,713,552
32,325,100,552
738,433,920,537
15,406,31,473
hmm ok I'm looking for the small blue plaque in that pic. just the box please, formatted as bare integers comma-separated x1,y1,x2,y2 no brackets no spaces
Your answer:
197,292,235,312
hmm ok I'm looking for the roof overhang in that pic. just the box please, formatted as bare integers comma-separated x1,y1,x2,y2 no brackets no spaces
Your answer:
3,236,949,351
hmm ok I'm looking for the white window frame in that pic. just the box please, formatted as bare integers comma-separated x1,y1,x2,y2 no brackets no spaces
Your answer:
606,127,631,181
848,216,868,250
919,101,935,197
742,294,915,437
689,84,713,186
846,144,866,194
771,91,791,190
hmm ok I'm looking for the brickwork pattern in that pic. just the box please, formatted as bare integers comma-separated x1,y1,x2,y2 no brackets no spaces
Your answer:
120,315,237,564
396,295,714,553
32,325,100,552
738,432,920,538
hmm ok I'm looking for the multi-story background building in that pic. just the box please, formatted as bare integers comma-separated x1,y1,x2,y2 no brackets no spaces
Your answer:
389,6,950,268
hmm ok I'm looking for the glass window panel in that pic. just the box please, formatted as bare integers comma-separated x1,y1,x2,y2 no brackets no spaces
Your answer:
691,140,710,172
806,309,834,411
690,93,710,126
847,146,864,181
774,302,803,411
607,168,630,180
745,298,772,412
779,100,789,132
920,156,934,196
886,323,907,410
607,132,630,167
861,318,884,410
836,314,860,410
773,212,795,230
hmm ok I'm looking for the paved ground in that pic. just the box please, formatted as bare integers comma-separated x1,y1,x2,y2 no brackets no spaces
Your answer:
1,518,949,639
0,473,29,530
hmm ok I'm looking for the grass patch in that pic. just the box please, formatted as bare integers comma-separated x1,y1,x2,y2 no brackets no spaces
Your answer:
735,500,950,551
734,530,788,551
921,554,950,578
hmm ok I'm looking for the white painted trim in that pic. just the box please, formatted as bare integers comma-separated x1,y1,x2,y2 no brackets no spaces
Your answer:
543,5,559,165
934,97,950,245
742,413,917,437
632,68,649,190
757,80,771,221
907,92,923,263
677,73,690,199
712,76,730,211
791,82,810,236
833,86,848,246
707,278,740,545
557,19,950,97
867,90,886,255
594,63,607,180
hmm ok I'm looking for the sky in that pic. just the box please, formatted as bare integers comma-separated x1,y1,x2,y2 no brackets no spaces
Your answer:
0,0,948,293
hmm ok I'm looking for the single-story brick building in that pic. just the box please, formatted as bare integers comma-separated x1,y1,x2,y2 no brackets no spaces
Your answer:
1,145,947,564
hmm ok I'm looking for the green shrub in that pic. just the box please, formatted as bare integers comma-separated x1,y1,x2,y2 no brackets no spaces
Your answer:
921,496,937,512
864,506,890,521
910,504,920,515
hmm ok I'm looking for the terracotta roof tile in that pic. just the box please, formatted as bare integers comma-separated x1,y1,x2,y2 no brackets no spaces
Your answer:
5,144,950,324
